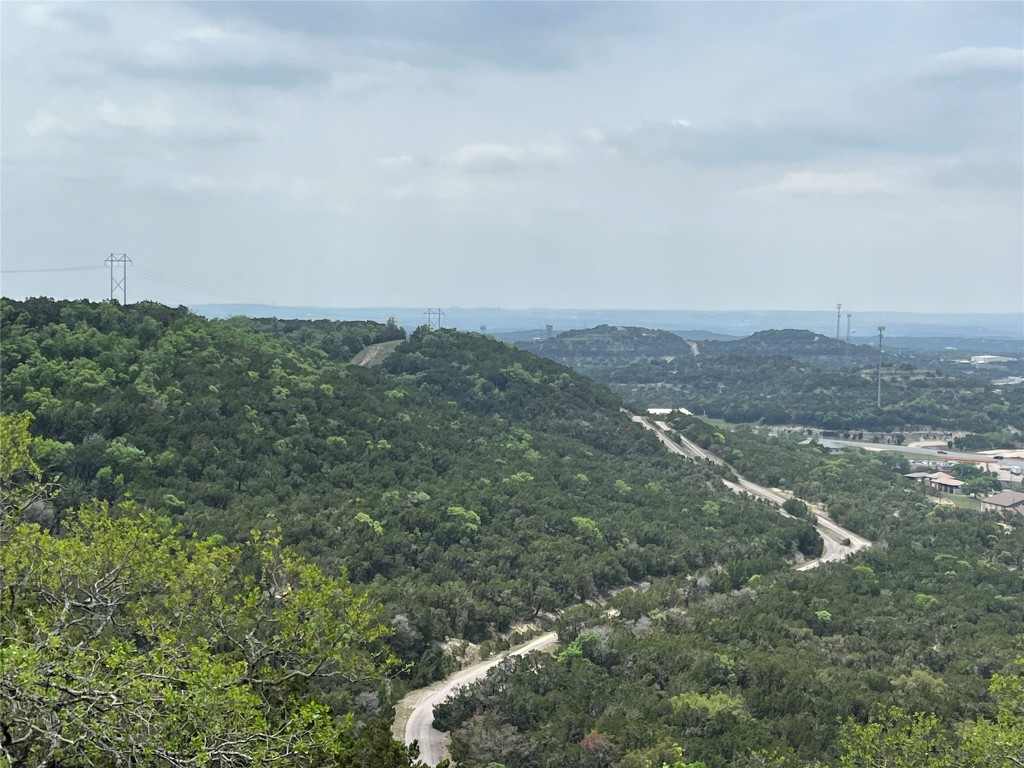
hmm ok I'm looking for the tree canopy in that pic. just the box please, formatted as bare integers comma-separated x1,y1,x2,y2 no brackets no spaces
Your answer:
1,412,427,768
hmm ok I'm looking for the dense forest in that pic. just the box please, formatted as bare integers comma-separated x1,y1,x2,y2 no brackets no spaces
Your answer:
433,420,1024,767
3,298,1021,767
520,326,1024,436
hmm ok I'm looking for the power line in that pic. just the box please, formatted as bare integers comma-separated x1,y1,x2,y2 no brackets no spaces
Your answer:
1,254,271,307
1,266,104,273
134,266,270,305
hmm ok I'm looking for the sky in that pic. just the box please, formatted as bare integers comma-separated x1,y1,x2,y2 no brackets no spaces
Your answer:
1,1,1022,313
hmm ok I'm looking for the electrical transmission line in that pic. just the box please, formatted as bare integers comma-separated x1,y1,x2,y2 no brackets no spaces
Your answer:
1,254,271,307
0,265,104,274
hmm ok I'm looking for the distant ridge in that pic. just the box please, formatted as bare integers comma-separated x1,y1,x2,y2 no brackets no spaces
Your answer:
192,304,1023,340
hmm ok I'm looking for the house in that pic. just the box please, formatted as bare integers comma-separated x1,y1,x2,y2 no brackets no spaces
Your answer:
925,472,964,493
905,471,965,494
906,471,963,493
981,490,1024,516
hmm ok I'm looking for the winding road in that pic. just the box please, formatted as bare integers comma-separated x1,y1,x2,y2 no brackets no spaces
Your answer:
634,415,871,569
393,632,559,765
395,414,872,765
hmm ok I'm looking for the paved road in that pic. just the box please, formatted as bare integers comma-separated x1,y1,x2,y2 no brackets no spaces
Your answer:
821,438,995,463
634,415,870,569
395,632,558,766
397,415,872,764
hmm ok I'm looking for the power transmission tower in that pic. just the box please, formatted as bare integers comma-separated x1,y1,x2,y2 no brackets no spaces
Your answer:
105,253,132,304
877,325,885,408
424,308,445,330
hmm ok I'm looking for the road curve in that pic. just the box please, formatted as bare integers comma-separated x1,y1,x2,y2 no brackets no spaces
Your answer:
394,632,558,766
396,415,872,764
633,415,870,569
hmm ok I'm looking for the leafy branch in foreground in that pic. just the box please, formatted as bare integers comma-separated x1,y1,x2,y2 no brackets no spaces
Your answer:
0,414,403,767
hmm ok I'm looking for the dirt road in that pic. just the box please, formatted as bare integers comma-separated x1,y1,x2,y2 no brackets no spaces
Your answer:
351,339,404,367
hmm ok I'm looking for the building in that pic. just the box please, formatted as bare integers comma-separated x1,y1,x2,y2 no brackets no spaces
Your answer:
981,490,1024,516
799,438,847,455
905,471,964,494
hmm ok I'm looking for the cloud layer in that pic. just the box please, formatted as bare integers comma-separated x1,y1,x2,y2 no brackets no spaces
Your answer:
2,2,1021,313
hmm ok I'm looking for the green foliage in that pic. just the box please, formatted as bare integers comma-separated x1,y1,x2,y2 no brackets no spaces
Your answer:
431,423,1024,767
835,708,955,768
523,325,1024,434
1,299,815,687
8,300,1020,766
782,498,812,520
0,424,423,766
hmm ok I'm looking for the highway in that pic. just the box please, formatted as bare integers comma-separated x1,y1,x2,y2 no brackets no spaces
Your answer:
820,438,989,462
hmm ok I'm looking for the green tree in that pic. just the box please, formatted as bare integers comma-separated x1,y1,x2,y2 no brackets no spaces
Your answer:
959,662,1024,768
0,414,411,767
834,708,954,768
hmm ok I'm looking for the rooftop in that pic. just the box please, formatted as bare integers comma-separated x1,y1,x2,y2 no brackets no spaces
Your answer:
983,490,1024,508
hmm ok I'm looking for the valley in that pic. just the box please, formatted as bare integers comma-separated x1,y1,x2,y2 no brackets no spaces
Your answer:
1,298,1021,768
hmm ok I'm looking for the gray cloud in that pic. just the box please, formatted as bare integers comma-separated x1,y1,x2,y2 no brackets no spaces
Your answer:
109,60,330,90
2,2,1020,313
186,1,656,71
52,4,112,34
924,46,1023,78
596,119,887,166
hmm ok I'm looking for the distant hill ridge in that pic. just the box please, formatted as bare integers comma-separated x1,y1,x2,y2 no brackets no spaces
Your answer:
193,304,1024,339
519,324,875,370
699,328,876,360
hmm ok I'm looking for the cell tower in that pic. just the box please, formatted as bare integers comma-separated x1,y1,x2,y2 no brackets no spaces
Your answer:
105,253,132,304
423,308,445,331
876,325,885,408
835,303,842,339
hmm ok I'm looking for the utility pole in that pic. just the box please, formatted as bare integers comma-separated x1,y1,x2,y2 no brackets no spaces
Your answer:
845,313,852,364
836,303,842,339
877,325,885,408
105,253,131,304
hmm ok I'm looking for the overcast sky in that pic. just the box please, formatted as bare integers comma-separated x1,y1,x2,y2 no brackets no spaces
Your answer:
2,1,1022,313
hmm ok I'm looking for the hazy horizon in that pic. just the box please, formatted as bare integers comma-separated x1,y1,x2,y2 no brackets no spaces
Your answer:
185,303,1023,339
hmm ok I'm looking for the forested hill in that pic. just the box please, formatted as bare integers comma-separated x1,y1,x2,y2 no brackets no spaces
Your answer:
698,328,875,361
0,297,817,684
520,324,1023,435
517,324,694,367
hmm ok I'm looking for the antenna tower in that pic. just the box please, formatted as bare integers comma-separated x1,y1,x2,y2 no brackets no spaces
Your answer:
105,253,132,304
876,325,885,408
424,308,445,331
